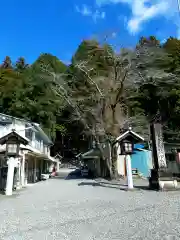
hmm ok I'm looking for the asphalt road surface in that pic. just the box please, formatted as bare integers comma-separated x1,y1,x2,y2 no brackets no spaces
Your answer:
0,176,180,239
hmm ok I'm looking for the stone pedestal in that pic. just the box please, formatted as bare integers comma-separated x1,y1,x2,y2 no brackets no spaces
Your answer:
159,180,177,190
149,168,177,190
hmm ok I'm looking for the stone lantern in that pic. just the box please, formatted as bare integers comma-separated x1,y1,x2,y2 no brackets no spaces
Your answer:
0,130,28,195
116,127,144,189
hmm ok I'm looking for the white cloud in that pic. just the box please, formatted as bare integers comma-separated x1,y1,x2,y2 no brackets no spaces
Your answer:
75,5,92,16
96,0,179,36
75,4,106,23
96,0,131,7
92,10,106,22
127,1,169,34
111,32,117,38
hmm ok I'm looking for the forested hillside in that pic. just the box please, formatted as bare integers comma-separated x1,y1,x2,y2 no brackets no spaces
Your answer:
1,36,180,156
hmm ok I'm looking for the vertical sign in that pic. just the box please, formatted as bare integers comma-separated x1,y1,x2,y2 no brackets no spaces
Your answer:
154,123,167,168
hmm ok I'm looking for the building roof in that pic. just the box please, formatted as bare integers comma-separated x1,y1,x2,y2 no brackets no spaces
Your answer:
54,153,63,160
134,148,150,152
0,113,53,145
33,123,53,145
0,130,29,145
81,148,101,159
0,113,37,125
75,152,82,158
115,127,144,143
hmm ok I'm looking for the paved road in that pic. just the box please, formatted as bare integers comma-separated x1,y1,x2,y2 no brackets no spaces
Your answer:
0,177,180,239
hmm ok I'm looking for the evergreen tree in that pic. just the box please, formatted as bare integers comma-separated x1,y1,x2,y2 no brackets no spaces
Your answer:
1,56,13,69
15,57,29,72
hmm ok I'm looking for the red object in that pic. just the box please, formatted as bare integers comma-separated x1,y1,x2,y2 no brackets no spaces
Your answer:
51,171,56,177
51,166,56,177
176,153,180,163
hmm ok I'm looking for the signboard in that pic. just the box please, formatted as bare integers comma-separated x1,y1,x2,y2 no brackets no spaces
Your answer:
154,123,167,168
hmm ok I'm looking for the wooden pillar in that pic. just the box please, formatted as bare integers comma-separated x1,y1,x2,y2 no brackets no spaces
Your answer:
21,154,25,187
16,159,21,189
124,156,127,176
40,159,44,174
56,161,59,172
24,160,28,186
33,157,37,183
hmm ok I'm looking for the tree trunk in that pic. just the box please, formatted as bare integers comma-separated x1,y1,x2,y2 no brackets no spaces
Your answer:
107,142,113,179
109,106,118,179
111,145,118,179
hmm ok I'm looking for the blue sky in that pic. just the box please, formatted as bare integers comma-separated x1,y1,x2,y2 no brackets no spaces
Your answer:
1,0,179,65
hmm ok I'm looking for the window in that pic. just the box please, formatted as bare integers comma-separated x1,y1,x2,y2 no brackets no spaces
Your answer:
43,145,48,154
7,144,18,154
25,124,33,140
124,142,133,153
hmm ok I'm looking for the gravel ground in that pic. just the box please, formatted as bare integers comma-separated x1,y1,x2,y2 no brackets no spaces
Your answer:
0,177,180,239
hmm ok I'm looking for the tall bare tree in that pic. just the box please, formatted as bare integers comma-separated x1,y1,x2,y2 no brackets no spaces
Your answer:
41,40,149,178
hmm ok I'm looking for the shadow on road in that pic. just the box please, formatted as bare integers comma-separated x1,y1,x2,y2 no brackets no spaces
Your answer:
78,181,102,187
97,181,128,187
78,182,126,191
78,181,154,191
78,181,128,190
55,169,95,180
98,181,152,190
65,169,82,180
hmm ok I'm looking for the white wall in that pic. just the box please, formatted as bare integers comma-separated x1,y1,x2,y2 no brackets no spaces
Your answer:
14,120,51,158
0,144,5,152
117,155,125,176
0,124,13,138
0,119,26,138
14,119,26,137
116,143,125,176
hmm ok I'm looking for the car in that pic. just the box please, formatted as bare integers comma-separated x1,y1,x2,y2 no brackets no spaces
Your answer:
41,171,55,180
81,166,89,177
41,173,50,180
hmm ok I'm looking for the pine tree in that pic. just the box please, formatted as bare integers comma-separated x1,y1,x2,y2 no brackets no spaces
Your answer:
15,57,29,72
1,56,13,69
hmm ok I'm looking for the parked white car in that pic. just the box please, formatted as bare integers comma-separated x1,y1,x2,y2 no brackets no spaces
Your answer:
41,173,50,180
41,171,55,180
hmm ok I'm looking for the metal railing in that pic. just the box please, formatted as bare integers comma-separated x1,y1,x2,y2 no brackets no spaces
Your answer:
29,140,49,156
